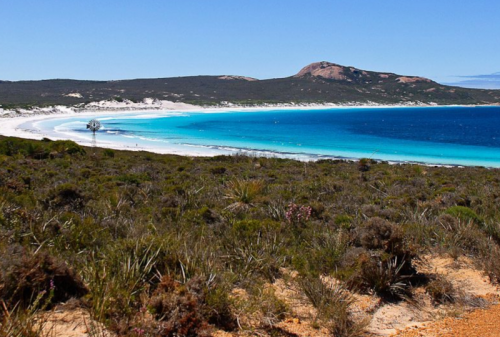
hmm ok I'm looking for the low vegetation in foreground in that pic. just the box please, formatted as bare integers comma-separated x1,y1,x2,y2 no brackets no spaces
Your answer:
1,136,500,336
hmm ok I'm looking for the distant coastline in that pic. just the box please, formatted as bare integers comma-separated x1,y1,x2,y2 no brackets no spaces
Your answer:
2,96,498,119
2,101,500,168
0,98,433,118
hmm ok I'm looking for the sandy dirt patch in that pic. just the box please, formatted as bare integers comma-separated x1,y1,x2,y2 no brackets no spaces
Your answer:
38,308,114,337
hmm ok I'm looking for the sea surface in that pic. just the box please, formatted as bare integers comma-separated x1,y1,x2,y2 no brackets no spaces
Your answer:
28,106,500,167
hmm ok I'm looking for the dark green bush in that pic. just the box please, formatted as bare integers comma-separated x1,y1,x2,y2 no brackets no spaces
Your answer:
209,166,226,175
343,218,418,299
45,183,86,209
103,148,115,158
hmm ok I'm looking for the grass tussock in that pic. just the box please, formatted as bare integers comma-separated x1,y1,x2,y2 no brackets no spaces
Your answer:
299,276,367,337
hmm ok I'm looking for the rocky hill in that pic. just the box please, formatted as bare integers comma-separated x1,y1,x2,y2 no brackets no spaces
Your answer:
1,61,499,108
296,61,433,84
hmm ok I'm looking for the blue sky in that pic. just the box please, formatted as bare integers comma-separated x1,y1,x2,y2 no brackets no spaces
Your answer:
1,0,499,88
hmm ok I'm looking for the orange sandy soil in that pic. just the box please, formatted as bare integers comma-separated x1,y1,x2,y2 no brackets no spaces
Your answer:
391,302,500,337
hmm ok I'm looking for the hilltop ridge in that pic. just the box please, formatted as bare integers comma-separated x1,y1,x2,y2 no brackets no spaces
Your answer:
296,61,433,84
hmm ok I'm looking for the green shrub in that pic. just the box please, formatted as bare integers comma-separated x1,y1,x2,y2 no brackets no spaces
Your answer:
116,173,149,185
204,285,237,331
334,214,353,229
445,206,482,224
103,148,115,158
358,158,370,172
50,140,86,156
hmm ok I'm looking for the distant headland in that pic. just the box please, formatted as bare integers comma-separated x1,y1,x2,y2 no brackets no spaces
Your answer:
1,62,499,112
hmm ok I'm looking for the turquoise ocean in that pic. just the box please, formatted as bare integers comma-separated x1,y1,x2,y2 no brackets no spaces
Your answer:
29,106,500,167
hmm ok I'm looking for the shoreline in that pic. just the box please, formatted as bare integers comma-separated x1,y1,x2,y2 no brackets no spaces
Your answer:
0,100,499,168
0,99,434,141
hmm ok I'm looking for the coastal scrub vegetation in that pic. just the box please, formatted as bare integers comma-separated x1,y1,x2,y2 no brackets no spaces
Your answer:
1,135,500,336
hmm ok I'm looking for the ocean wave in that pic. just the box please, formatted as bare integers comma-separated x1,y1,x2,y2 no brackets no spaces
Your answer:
116,112,187,120
53,121,87,132
174,143,463,166
177,142,350,161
